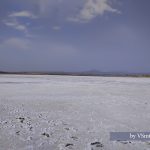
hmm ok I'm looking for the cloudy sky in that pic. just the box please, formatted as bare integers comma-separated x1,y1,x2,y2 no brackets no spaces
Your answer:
0,0,150,73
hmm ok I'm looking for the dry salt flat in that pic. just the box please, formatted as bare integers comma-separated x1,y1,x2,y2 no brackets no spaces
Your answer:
0,75,150,150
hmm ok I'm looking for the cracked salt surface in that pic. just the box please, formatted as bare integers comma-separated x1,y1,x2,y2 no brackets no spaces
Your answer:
0,75,150,150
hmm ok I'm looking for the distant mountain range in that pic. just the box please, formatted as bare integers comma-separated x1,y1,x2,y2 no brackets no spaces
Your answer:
0,70,150,77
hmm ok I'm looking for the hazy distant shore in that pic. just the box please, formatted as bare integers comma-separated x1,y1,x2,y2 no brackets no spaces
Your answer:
0,71,150,77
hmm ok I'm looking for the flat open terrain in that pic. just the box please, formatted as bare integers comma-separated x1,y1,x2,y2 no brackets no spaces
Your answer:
0,75,150,150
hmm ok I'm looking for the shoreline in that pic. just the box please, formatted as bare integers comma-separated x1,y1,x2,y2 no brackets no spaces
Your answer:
0,72,150,78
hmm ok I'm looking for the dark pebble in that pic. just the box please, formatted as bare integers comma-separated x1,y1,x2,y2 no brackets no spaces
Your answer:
42,132,50,137
91,142,104,147
65,143,73,147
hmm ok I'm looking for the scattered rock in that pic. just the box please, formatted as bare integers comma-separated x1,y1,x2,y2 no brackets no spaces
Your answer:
146,142,150,145
27,122,31,126
64,128,69,131
28,136,33,140
39,114,42,118
71,136,78,141
65,143,74,147
17,117,25,123
62,123,68,126
91,142,104,147
4,121,8,124
16,131,20,135
117,141,132,144
42,132,50,138
29,126,33,131
119,141,128,144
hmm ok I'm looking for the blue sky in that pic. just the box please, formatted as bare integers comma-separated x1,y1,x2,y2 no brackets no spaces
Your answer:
0,0,150,73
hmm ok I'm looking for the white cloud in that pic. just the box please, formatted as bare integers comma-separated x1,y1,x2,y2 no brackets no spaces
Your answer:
52,26,61,30
30,0,119,23
9,11,37,19
68,0,120,23
38,0,63,15
0,38,30,50
3,19,34,38
2,10,37,37
3,19,27,32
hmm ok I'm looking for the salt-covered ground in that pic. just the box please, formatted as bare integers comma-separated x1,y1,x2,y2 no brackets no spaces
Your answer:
0,75,150,150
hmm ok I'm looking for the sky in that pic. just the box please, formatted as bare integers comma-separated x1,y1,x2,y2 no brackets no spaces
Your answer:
0,0,150,73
